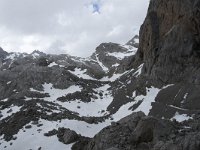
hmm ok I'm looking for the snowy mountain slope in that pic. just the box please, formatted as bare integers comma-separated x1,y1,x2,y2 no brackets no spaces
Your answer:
0,29,199,150
0,38,144,150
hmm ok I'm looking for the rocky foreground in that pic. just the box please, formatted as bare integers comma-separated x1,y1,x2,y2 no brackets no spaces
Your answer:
1,0,200,149
72,112,200,150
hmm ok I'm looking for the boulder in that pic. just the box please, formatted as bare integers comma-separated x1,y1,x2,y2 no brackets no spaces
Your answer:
57,128,80,144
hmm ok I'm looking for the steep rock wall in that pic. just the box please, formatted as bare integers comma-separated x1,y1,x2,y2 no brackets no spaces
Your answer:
137,0,200,84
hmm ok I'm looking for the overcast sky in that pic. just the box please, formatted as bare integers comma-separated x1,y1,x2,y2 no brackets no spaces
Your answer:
0,0,149,57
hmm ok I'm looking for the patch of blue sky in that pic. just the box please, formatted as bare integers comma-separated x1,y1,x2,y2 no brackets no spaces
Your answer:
92,3,100,13
92,0,101,13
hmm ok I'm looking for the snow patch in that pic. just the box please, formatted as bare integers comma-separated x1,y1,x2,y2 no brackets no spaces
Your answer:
56,84,113,117
101,69,134,82
42,83,82,103
121,44,137,52
171,112,192,122
69,68,96,80
48,62,65,68
112,101,136,122
133,85,173,115
133,64,144,77
132,91,136,97
29,83,82,103
181,93,188,104
1,98,8,102
6,53,20,60
0,105,21,120
101,73,123,82
169,105,189,111
48,62,58,67
30,88,41,92
112,63,119,67
106,44,137,60
134,38,139,44
184,93,188,99
107,51,136,60
6,81,11,85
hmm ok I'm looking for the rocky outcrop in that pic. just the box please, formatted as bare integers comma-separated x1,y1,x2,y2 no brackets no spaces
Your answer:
91,42,137,76
0,47,8,68
136,0,200,84
126,35,139,48
57,128,80,144
72,112,200,150
0,47,8,59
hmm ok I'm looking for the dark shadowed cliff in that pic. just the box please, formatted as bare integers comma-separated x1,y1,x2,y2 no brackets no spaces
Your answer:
137,0,200,84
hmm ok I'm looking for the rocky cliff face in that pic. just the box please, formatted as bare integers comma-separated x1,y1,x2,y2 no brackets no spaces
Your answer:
137,0,200,84
134,0,200,119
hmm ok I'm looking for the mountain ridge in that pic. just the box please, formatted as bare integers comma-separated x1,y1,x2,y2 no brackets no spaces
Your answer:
0,35,145,150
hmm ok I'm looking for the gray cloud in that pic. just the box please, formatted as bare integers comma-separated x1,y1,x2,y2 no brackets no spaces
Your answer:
0,0,149,57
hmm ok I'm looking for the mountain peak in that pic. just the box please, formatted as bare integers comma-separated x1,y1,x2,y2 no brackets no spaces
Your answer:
95,42,126,54
126,35,139,48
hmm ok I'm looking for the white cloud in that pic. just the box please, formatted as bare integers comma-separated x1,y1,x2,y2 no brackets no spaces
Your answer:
107,25,123,37
0,0,149,57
